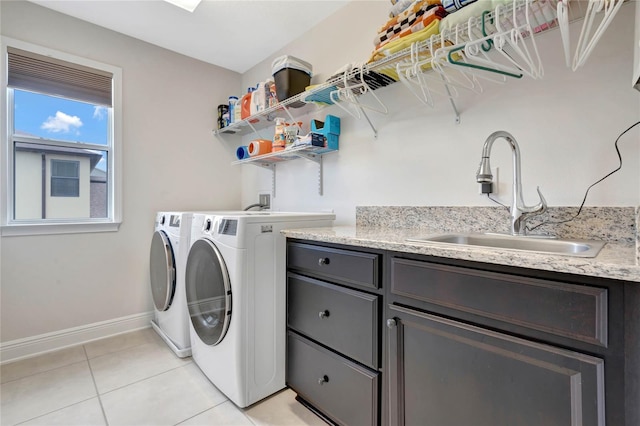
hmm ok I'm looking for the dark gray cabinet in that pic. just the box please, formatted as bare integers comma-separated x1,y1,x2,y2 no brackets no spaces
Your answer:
286,238,640,426
387,254,640,426
286,241,383,426
387,304,605,426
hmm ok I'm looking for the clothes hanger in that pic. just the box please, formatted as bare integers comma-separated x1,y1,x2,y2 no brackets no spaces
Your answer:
491,1,543,79
572,0,624,70
557,0,571,68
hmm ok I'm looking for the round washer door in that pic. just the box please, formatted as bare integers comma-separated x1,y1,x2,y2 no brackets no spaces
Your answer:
149,230,176,311
185,238,232,346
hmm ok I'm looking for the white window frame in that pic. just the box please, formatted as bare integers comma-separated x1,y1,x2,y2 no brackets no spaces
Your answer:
1,37,122,236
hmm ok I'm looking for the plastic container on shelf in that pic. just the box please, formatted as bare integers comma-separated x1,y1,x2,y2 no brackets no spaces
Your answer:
272,117,287,152
228,96,238,124
240,88,254,120
268,81,278,107
251,81,269,115
217,104,229,129
234,99,242,122
248,139,272,156
271,55,312,108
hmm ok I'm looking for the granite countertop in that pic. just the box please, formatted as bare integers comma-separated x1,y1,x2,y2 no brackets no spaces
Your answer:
282,225,640,283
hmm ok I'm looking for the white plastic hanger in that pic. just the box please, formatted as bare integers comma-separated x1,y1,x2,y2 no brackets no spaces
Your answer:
572,0,624,70
440,16,509,85
431,28,484,94
492,0,543,79
396,43,436,107
439,14,525,81
557,0,571,67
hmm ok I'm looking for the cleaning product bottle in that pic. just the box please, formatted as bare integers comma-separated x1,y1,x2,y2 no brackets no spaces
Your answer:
228,96,238,124
272,117,286,152
241,88,254,120
268,81,278,107
251,82,264,115
233,97,242,123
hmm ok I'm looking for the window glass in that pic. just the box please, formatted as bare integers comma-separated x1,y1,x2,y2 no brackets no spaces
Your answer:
11,89,110,220
51,159,80,197
3,39,120,234
13,142,109,220
14,89,108,145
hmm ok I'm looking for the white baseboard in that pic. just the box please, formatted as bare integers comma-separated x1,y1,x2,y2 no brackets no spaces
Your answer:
0,311,154,365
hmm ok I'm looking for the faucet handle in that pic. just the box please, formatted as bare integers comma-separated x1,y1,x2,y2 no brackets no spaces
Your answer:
535,186,547,214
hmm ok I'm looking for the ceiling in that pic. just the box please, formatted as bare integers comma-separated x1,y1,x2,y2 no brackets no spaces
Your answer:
28,0,352,74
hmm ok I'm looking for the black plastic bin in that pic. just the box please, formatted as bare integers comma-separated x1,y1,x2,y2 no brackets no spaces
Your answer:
272,55,312,108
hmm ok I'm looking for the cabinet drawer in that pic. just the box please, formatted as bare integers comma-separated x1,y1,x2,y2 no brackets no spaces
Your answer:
288,273,379,368
287,331,379,426
391,257,608,347
287,242,380,290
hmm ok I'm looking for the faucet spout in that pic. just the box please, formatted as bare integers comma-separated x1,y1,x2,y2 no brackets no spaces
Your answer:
476,131,547,236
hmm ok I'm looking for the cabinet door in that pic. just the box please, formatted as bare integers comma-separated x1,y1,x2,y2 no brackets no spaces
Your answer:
387,304,605,426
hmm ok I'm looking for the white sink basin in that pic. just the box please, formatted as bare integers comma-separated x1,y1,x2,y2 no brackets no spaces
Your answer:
407,233,606,258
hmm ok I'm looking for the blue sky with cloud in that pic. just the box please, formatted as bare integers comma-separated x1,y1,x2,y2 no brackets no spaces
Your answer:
14,89,108,145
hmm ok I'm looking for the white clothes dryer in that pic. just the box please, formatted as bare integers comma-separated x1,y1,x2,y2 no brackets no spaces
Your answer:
185,211,334,408
149,211,197,358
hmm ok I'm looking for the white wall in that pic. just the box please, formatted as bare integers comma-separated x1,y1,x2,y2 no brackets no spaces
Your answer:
240,1,640,225
1,0,638,350
15,151,42,220
0,1,242,343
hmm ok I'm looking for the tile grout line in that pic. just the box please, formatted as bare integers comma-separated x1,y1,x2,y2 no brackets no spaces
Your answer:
84,345,110,426
12,396,98,425
171,399,234,426
97,361,193,396
0,358,88,386
86,334,163,362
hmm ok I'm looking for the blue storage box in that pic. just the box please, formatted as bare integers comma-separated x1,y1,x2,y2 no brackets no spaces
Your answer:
311,115,341,136
309,132,339,151
310,115,340,152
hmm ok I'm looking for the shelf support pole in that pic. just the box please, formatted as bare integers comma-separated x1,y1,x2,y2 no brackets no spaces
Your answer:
439,74,461,124
359,107,378,138
255,163,276,198
296,152,324,195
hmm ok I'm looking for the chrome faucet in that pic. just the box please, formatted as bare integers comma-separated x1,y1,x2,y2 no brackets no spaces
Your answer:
476,131,547,235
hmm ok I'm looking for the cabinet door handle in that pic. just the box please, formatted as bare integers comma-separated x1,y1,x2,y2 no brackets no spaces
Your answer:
318,375,329,385
318,257,330,266
319,310,330,319
386,318,397,328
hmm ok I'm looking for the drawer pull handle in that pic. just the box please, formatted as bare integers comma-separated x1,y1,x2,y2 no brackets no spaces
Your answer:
387,318,397,328
318,257,330,266
319,310,330,319
318,375,329,385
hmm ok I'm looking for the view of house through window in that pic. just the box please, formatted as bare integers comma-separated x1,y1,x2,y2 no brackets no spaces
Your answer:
12,89,110,220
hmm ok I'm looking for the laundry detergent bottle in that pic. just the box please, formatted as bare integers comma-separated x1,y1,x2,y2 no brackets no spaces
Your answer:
241,87,254,120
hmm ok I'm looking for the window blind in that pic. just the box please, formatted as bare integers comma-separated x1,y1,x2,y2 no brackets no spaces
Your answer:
7,47,113,107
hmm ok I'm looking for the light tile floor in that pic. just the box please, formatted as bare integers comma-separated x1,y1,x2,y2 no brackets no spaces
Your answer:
0,328,327,426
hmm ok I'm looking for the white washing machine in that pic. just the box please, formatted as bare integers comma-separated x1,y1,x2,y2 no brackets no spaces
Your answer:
149,211,197,358
185,211,335,408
